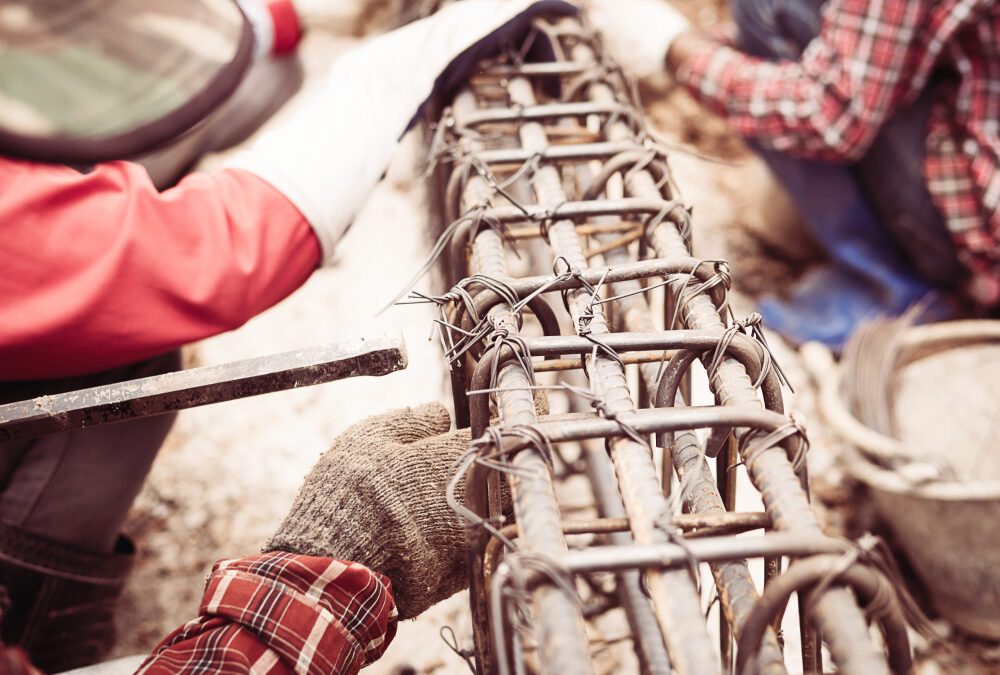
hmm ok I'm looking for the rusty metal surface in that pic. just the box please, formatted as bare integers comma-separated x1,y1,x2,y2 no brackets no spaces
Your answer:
422,12,905,675
0,334,407,441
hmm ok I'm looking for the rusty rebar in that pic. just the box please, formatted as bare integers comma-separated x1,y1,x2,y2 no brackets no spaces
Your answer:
427,13,896,675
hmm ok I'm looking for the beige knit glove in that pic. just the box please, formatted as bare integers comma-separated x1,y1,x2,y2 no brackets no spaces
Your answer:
265,403,480,619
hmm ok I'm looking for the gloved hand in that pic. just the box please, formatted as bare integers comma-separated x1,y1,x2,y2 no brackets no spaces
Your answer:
227,0,576,265
585,0,690,79
265,403,482,619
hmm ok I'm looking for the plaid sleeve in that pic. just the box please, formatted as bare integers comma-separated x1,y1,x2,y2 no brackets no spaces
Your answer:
677,0,974,162
136,551,398,675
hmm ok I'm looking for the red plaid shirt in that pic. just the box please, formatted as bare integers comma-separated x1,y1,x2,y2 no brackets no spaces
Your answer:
678,0,1000,305
136,551,397,674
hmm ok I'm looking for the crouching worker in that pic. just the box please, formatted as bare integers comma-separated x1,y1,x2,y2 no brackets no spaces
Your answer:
591,0,1000,350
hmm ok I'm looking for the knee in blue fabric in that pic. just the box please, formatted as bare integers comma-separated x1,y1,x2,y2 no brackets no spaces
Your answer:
757,264,934,352
754,196,939,351
744,139,940,350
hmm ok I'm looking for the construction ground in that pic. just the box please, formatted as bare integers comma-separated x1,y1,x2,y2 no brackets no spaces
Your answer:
108,1,1000,672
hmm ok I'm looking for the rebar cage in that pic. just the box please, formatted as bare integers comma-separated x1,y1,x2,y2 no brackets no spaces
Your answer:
419,12,911,675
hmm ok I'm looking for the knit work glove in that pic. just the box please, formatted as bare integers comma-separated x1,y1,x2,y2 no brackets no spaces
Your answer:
265,403,480,619
227,0,576,264
585,0,690,79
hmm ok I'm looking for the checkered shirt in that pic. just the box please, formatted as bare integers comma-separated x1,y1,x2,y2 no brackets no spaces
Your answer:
678,0,1000,306
135,551,397,674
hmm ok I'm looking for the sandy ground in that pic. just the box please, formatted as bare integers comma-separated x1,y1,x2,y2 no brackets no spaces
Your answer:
107,1,1000,673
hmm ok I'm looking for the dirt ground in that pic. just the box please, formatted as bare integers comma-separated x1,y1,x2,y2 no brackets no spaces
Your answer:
108,1,1000,673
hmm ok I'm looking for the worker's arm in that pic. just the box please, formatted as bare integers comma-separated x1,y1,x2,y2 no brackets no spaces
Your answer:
0,158,318,380
666,0,990,162
0,157,319,380
141,403,477,674
136,552,397,675
0,405,481,674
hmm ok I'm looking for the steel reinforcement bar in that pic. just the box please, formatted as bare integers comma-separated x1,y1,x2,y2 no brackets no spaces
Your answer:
424,12,901,675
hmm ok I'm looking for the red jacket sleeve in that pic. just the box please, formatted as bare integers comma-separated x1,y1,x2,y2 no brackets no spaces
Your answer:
136,552,398,675
0,157,320,380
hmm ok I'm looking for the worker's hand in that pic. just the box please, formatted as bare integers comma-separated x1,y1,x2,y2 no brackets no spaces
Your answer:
586,0,690,79
227,0,576,265
265,403,488,619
